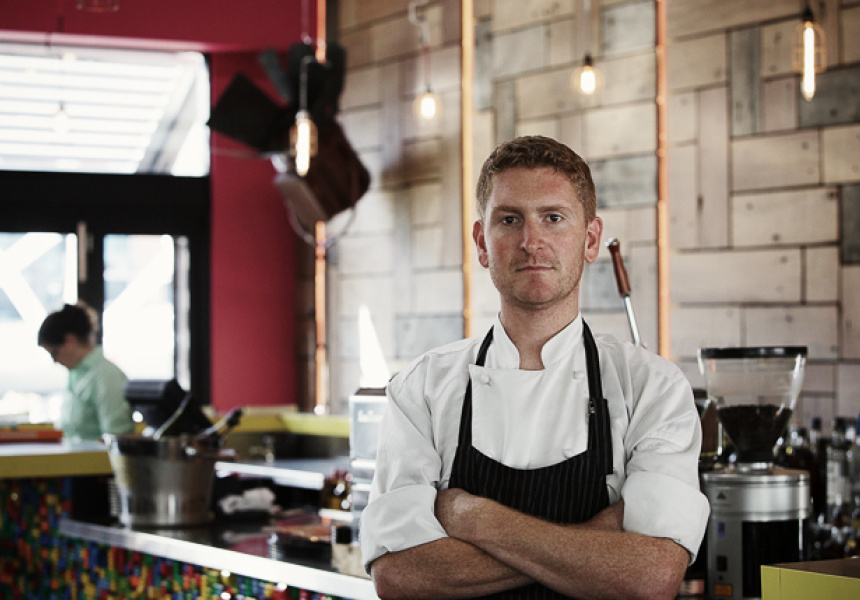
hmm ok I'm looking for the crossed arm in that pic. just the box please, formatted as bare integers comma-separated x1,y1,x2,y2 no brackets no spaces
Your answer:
370,491,689,600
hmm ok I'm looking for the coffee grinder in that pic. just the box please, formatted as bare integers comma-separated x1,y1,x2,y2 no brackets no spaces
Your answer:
698,347,811,600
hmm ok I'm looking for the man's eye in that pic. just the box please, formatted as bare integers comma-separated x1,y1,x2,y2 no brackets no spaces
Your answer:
547,214,563,222
501,216,518,225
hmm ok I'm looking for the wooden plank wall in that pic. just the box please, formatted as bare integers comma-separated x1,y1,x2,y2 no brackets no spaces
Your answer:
332,0,860,429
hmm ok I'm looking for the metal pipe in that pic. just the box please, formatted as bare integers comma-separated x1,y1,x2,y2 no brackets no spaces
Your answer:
656,0,670,357
461,0,474,339
314,221,327,414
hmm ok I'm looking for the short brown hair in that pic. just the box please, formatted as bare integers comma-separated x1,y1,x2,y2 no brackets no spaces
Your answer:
475,136,596,222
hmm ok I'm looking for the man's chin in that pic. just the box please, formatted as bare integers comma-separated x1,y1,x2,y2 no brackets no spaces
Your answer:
507,290,562,310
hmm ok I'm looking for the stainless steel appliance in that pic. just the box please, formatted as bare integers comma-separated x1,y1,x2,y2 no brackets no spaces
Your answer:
698,347,810,600
348,388,387,543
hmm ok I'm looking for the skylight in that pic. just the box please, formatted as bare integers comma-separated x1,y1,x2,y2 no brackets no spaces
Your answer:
0,43,210,176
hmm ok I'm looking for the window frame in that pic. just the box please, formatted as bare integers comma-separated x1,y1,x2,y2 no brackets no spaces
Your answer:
0,170,211,402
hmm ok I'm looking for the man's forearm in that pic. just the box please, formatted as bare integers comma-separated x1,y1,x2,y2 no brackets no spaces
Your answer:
370,536,532,600
441,493,688,600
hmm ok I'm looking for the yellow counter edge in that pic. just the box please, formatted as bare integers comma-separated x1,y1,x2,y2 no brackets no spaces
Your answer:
207,407,351,438
762,562,860,600
0,448,113,478
8,407,351,438
1,409,351,479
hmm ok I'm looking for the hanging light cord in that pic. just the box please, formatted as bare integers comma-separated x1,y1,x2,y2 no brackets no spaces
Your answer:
409,0,432,90
582,0,592,59
408,0,432,47
301,0,312,45
422,44,432,91
299,54,313,113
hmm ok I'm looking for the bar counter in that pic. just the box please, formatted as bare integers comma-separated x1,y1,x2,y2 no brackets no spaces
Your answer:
0,436,375,599
59,516,378,599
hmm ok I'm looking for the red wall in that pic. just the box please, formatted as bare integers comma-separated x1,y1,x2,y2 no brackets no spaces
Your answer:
0,0,310,52
209,53,299,411
1,0,311,410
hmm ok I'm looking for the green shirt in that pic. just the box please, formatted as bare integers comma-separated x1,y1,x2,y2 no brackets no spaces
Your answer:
59,346,134,441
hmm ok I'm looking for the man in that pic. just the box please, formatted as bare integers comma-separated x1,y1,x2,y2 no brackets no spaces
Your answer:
361,136,709,600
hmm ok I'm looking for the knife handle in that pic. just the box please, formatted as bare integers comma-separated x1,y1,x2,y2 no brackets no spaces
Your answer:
606,238,632,297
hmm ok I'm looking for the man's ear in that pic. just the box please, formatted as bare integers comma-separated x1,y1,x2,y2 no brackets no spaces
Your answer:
473,220,489,268
584,217,603,264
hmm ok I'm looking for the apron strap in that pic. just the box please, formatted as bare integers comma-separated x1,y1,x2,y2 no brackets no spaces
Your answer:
457,327,494,448
583,323,614,475
582,323,603,400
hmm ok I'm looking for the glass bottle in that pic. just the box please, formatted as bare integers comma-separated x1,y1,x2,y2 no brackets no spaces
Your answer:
845,536,860,558
851,413,860,540
809,418,827,521
826,417,852,526
810,417,824,461
821,525,846,559
778,426,823,520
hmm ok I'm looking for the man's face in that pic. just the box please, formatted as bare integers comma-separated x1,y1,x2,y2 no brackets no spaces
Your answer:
473,167,602,314
40,334,82,370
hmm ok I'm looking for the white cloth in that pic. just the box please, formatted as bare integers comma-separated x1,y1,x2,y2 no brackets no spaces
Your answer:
360,315,710,570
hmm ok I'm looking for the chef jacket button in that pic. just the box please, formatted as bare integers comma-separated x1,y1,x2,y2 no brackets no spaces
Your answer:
480,374,491,385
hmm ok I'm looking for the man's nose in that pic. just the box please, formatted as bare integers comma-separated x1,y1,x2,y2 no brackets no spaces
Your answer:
520,219,545,252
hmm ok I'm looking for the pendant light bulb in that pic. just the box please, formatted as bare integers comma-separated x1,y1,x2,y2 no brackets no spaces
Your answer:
579,65,597,95
414,89,440,121
290,110,318,177
792,6,826,102
802,21,816,101
572,55,600,97
295,117,311,176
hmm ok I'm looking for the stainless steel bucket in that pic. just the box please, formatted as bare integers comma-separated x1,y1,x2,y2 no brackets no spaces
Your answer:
104,434,225,527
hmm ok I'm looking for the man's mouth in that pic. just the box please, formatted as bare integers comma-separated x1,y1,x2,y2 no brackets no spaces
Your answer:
516,264,553,272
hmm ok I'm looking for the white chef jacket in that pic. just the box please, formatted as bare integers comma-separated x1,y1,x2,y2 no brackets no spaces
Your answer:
360,315,710,571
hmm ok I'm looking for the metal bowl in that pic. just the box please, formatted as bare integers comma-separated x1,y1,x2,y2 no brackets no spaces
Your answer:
104,434,229,527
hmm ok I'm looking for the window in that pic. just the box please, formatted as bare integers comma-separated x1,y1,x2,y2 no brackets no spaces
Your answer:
0,44,211,423
0,232,73,413
0,174,210,422
0,43,209,175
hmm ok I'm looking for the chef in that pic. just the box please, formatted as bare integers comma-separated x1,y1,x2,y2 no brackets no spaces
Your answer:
361,136,710,600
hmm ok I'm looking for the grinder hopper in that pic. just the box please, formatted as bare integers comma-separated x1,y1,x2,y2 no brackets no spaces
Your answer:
697,347,807,467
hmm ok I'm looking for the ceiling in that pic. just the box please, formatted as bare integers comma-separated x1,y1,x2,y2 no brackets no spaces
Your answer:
0,42,210,175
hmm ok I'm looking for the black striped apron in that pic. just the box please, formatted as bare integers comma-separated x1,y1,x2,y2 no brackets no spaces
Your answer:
448,322,613,599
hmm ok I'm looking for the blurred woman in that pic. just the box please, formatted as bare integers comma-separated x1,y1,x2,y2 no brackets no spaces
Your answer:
38,303,134,441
